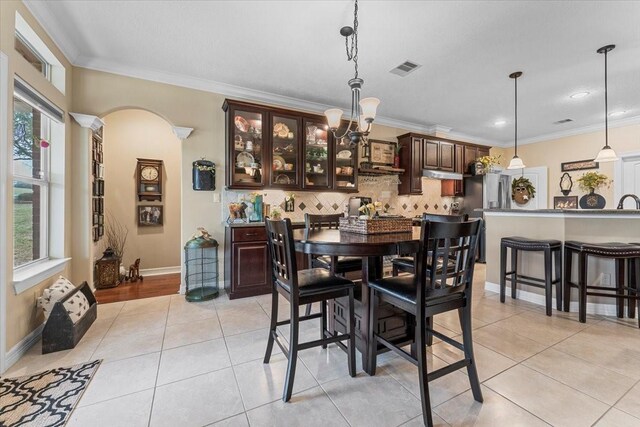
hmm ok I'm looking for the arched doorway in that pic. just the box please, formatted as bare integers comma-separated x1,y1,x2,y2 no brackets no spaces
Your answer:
94,108,182,303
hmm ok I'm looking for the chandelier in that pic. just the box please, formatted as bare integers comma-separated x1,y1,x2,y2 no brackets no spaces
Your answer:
324,0,380,146
507,71,526,170
594,44,618,162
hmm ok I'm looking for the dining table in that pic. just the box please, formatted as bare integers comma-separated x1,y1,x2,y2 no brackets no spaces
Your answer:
292,226,422,375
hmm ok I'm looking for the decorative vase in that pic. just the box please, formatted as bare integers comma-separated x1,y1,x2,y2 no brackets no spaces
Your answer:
579,189,606,209
393,155,400,168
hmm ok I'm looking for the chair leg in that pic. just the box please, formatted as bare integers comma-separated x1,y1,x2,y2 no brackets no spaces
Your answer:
500,244,507,303
511,248,518,299
458,306,483,403
263,286,279,364
544,248,552,316
426,316,434,346
321,300,328,349
628,259,636,319
578,253,588,323
282,301,299,402
615,259,625,319
392,263,399,277
347,288,356,377
555,248,563,312
367,287,378,376
563,248,572,312
416,313,434,427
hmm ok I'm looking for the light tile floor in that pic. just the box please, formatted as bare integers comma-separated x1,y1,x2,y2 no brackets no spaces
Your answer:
5,265,640,427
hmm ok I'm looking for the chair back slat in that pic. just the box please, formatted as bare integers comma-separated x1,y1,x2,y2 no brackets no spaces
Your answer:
416,219,482,298
265,218,299,297
305,213,342,231
421,213,469,223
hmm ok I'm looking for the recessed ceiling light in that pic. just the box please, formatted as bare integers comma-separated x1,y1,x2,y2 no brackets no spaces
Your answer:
494,120,506,126
608,110,627,117
570,92,590,99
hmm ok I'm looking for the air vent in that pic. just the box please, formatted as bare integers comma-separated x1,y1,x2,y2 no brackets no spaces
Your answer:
390,60,421,76
554,118,573,124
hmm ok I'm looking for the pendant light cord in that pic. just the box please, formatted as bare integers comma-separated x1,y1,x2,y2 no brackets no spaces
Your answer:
604,49,609,148
514,75,518,157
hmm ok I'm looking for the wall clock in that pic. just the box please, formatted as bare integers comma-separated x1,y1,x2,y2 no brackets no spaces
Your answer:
137,158,163,201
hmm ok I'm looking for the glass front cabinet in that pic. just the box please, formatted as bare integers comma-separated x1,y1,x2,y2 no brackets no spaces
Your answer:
223,100,357,192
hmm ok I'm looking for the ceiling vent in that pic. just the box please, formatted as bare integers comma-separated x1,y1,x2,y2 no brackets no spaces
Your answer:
390,60,421,76
554,118,573,124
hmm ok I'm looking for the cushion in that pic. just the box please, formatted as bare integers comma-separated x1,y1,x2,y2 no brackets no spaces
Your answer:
62,291,91,324
276,268,355,297
38,276,76,319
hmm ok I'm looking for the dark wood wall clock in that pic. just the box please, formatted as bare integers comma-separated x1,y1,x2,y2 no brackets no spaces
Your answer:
137,158,163,201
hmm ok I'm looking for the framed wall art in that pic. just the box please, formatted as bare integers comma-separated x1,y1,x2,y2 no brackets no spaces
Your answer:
554,196,578,209
138,205,163,226
369,140,395,166
561,159,599,172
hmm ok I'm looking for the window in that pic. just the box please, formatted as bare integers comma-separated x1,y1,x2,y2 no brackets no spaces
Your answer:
14,31,50,79
12,95,50,268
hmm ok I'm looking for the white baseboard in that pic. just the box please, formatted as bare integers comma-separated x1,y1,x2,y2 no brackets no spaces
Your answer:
139,266,181,277
5,323,44,371
485,281,619,316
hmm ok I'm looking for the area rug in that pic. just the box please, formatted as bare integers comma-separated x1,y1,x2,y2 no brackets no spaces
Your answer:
0,359,102,427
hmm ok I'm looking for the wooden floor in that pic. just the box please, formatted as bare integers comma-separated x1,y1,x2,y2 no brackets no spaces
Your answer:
94,273,180,304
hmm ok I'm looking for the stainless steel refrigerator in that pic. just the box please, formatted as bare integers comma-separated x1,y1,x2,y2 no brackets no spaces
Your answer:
463,173,511,262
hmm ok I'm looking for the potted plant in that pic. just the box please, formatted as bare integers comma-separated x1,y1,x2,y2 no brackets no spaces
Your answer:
358,201,382,219
577,172,611,209
104,213,128,280
476,154,502,174
394,144,402,168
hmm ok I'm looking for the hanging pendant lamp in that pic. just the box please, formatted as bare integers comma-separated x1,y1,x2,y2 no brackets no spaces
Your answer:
507,71,525,170
594,44,618,163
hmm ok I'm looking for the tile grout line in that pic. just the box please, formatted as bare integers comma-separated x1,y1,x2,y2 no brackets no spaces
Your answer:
593,377,640,425
146,297,172,427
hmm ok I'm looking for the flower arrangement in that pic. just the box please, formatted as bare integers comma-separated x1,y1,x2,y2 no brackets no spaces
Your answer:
577,172,611,193
270,208,282,220
477,154,501,170
358,201,383,218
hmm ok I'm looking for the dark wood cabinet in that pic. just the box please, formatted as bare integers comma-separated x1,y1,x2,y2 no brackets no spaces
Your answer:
454,144,464,174
398,135,423,195
422,140,439,169
223,99,355,193
439,142,455,172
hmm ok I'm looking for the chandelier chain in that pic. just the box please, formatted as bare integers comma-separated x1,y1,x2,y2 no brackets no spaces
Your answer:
344,0,359,79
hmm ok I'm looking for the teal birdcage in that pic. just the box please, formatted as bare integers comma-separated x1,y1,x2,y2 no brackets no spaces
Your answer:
184,235,219,301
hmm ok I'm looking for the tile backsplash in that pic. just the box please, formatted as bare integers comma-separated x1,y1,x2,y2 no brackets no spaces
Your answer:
223,176,463,222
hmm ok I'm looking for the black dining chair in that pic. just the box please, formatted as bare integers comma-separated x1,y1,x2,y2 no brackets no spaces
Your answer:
367,219,483,427
264,218,356,402
304,213,362,316
392,213,469,276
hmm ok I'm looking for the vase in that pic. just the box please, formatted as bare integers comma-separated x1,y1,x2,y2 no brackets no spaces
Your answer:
579,189,606,209
393,155,400,168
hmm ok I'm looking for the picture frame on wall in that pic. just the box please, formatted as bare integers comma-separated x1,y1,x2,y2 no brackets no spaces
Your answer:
554,196,579,209
138,205,163,226
561,159,599,172
93,213,99,226
98,198,104,214
369,140,396,166
93,227,99,242
97,225,104,237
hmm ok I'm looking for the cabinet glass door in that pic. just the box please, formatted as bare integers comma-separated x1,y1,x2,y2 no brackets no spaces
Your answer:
231,109,264,187
303,119,331,189
271,114,300,187
334,127,358,191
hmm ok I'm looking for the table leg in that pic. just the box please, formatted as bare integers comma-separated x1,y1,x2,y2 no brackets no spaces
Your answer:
362,256,383,376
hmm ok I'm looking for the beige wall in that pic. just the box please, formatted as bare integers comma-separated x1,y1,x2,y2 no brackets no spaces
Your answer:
500,125,640,207
102,109,181,270
1,1,73,350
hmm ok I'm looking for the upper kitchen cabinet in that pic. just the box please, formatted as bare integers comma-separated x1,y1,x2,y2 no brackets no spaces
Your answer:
422,137,455,172
223,99,353,192
397,134,424,195
463,145,490,175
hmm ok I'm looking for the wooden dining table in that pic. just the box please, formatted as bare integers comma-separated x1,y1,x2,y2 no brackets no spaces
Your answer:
292,227,422,375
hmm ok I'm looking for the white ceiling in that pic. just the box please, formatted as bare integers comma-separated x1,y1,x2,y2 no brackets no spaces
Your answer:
25,0,640,146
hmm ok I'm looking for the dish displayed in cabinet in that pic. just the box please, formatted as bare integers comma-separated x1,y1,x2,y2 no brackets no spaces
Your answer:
275,174,291,184
235,116,249,132
236,152,255,167
272,155,286,171
337,150,352,159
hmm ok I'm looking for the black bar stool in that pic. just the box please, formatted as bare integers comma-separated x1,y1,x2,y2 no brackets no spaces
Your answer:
563,241,640,324
500,237,562,316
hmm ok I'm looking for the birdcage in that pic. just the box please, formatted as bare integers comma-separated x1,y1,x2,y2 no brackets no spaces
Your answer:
184,234,219,301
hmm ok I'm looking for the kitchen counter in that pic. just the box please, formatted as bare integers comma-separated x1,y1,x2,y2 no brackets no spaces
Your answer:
225,220,306,228
482,210,640,315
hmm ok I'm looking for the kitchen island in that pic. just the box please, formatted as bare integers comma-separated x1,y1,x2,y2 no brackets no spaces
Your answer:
483,209,640,315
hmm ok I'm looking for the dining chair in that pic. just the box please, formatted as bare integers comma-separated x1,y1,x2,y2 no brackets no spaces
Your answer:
392,213,469,276
264,218,356,402
367,219,483,427
303,213,362,316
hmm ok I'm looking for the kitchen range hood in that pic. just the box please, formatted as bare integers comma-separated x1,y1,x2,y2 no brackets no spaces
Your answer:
422,169,463,180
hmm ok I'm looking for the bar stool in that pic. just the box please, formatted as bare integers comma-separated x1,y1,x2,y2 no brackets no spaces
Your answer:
563,241,640,324
500,237,563,316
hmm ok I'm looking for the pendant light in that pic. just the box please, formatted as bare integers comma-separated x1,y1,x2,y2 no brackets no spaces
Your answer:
594,44,618,162
507,71,525,170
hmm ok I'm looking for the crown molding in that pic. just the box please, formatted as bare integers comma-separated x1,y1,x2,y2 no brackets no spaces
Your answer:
69,113,104,131
172,126,193,140
22,0,81,64
515,114,640,146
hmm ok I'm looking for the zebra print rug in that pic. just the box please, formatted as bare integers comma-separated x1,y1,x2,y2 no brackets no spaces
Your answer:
0,359,101,427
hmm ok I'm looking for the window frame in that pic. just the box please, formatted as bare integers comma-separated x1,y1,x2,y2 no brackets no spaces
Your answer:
14,30,51,80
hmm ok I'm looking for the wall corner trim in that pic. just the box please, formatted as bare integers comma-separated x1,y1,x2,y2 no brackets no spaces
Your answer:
70,112,104,131
172,126,194,140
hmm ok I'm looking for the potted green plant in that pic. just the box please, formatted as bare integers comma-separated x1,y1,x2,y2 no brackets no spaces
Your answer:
477,154,502,174
576,172,611,209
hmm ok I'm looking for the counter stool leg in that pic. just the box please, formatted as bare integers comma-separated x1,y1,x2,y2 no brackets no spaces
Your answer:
578,252,588,323
500,243,507,303
555,248,562,311
511,248,518,300
629,258,638,320
321,300,328,349
615,259,625,319
563,248,572,312
544,248,552,316
283,303,300,402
